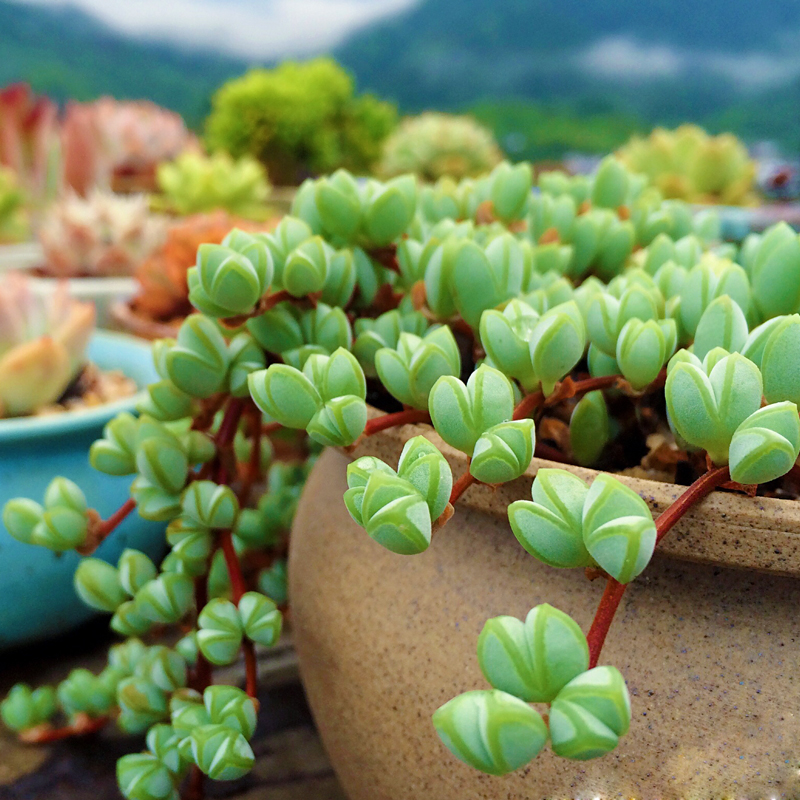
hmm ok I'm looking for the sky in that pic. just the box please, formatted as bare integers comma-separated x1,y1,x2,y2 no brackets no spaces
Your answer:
15,0,419,59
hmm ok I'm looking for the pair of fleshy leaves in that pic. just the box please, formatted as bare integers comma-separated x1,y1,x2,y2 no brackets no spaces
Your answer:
666,349,800,481
344,435,452,555
313,171,417,247
249,347,367,447
188,229,273,317
3,476,88,551
74,548,157,613
480,299,586,394
375,325,461,410
197,592,283,665
167,685,258,781
247,301,352,368
353,309,429,376
433,605,630,774
428,365,535,484
509,469,656,584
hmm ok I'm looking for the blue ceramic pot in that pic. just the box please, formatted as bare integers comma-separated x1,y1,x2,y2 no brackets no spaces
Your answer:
0,330,165,649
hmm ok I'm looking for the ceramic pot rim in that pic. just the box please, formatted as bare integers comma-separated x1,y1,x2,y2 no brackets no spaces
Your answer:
345,406,800,578
0,330,151,443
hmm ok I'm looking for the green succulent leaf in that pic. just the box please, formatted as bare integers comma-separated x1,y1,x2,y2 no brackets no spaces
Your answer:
508,469,592,568
248,364,322,429
429,365,515,455
470,418,535,484
117,752,179,800
570,391,610,466
729,402,800,485
477,604,589,703
432,689,548,776
549,666,631,760
197,598,244,665
166,315,230,399
190,723,255,781
238,591,283,647
74,558,127,612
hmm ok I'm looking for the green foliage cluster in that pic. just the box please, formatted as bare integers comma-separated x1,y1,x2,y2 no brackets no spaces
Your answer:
204,58,397,186
4,152,800,794
378,112,503,181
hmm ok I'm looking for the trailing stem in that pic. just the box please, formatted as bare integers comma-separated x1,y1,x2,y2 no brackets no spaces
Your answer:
585,465,731,667
364,408,431,436
220,528,258,700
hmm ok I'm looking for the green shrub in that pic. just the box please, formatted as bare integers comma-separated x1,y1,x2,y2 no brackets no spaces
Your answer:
204,58,396,185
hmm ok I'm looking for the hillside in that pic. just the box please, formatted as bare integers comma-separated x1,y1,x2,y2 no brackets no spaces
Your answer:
0,1,248,128
335,0,800,147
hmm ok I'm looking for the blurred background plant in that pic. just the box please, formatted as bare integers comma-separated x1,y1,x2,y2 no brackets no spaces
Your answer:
617,125,757,206
0,165,29,242
0,272,94,417
61,98,196,195
152,151,270,220
123,211,269,328
204,57,397,185
378,112,503,181
37,190,167,278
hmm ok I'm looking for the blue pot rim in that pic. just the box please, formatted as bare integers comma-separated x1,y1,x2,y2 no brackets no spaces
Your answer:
0,330,152,443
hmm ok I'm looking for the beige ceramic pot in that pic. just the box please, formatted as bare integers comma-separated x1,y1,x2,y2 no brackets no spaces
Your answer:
290,413,800,800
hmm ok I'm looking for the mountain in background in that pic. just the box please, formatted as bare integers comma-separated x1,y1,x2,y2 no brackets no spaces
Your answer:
1,0,799,156
335,0,800,152
0,0,248,128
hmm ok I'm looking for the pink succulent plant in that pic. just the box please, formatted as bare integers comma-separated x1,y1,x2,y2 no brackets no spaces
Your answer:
38,189,167,278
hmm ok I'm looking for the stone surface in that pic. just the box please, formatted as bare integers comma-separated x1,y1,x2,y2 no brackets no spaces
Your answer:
291,447,800,800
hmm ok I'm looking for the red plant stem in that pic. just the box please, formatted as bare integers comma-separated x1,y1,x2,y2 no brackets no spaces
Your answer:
215,398,246,448
512,391,544,420
450,469,476,505
220,530,247,602
364,408,432,436
20,714,109,743
192,574,213,692
586,465,731,668
220,528,259,700
243,641,258,699
96,497,136,540
261,421,283,436
566,374,620,398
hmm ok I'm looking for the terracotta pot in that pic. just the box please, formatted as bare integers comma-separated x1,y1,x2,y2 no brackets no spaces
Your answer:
110,300,182,340
290,415,800,800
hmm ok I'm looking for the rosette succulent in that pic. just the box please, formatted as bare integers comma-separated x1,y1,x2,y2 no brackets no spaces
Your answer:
0,273,95,417
378,112,503,182
38,189,167,278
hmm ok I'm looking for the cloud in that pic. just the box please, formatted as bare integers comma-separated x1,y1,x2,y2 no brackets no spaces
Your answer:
577,35,800,90
579,37,682,79
13,0,419,59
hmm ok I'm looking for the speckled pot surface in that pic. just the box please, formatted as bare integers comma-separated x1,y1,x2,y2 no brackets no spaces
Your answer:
290,417,800,800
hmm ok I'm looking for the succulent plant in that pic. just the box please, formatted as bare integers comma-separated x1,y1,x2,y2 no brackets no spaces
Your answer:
128,212,268,324
61,97,195,194
617,125,757,205
204,57,396,185
0,273,95,417
5,154,800,799
0,165,29,242
378,112,503,182
0,83,60,208
154,152,271,219
38,189,167,278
